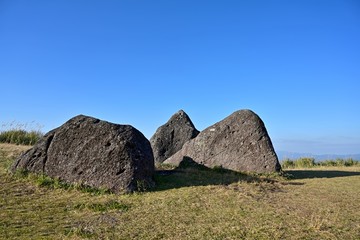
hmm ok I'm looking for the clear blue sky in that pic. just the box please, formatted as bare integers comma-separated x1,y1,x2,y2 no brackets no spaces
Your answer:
1,1,359,155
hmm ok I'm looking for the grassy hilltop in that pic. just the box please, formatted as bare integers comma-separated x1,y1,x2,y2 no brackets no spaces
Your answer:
1,143,360,239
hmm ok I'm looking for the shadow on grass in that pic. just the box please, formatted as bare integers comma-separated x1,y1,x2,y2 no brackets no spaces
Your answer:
285,170,360,180
152,157,279,191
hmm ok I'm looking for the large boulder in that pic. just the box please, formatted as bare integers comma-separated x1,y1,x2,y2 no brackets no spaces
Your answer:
164,110,281,173
11,115,154,193
150,110,199,164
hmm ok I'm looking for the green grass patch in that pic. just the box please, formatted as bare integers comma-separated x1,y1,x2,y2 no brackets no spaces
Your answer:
12,169,113,195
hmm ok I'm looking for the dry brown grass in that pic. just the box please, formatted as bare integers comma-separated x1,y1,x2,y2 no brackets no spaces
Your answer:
1,144,360,239
0,143,31,158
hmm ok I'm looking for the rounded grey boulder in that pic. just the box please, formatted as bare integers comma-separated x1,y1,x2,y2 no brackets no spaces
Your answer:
164,110,281,173
150,110,199,164
11,115,154,193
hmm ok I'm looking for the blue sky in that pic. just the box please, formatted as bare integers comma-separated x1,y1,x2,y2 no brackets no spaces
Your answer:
1,1,359,155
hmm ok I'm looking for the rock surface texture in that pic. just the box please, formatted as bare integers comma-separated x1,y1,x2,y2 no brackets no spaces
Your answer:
164,110,281,173
150,110,199,164
11,115,154,193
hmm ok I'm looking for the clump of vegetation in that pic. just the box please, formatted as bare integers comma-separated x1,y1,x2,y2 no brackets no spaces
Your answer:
0,130,43,145
318,158,359,167
281,158,316,168
0,121,43,145
281,157,359,169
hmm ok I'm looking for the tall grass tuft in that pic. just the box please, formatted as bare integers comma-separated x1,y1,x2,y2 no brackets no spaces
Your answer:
0,129,43,145
318,158,359,167
281,157,359,169
0,121,43,145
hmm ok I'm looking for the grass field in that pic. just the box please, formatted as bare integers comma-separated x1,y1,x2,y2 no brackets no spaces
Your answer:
1,143,359,239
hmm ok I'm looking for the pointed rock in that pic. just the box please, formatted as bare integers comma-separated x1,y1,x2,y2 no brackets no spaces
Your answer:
150,110,199,164
11,115,154,193
164,110,281,173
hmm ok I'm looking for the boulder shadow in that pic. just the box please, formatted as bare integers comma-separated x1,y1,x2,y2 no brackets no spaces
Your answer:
285,169,360,180
153,157,275,191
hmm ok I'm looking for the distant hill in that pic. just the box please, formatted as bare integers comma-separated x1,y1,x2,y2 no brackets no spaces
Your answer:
276,151,360,161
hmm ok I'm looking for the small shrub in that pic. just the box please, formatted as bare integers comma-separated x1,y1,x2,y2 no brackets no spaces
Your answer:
344,158,356,166
36,175,55,187
295,158,316,168
281,159,295,169
335,158,345,166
